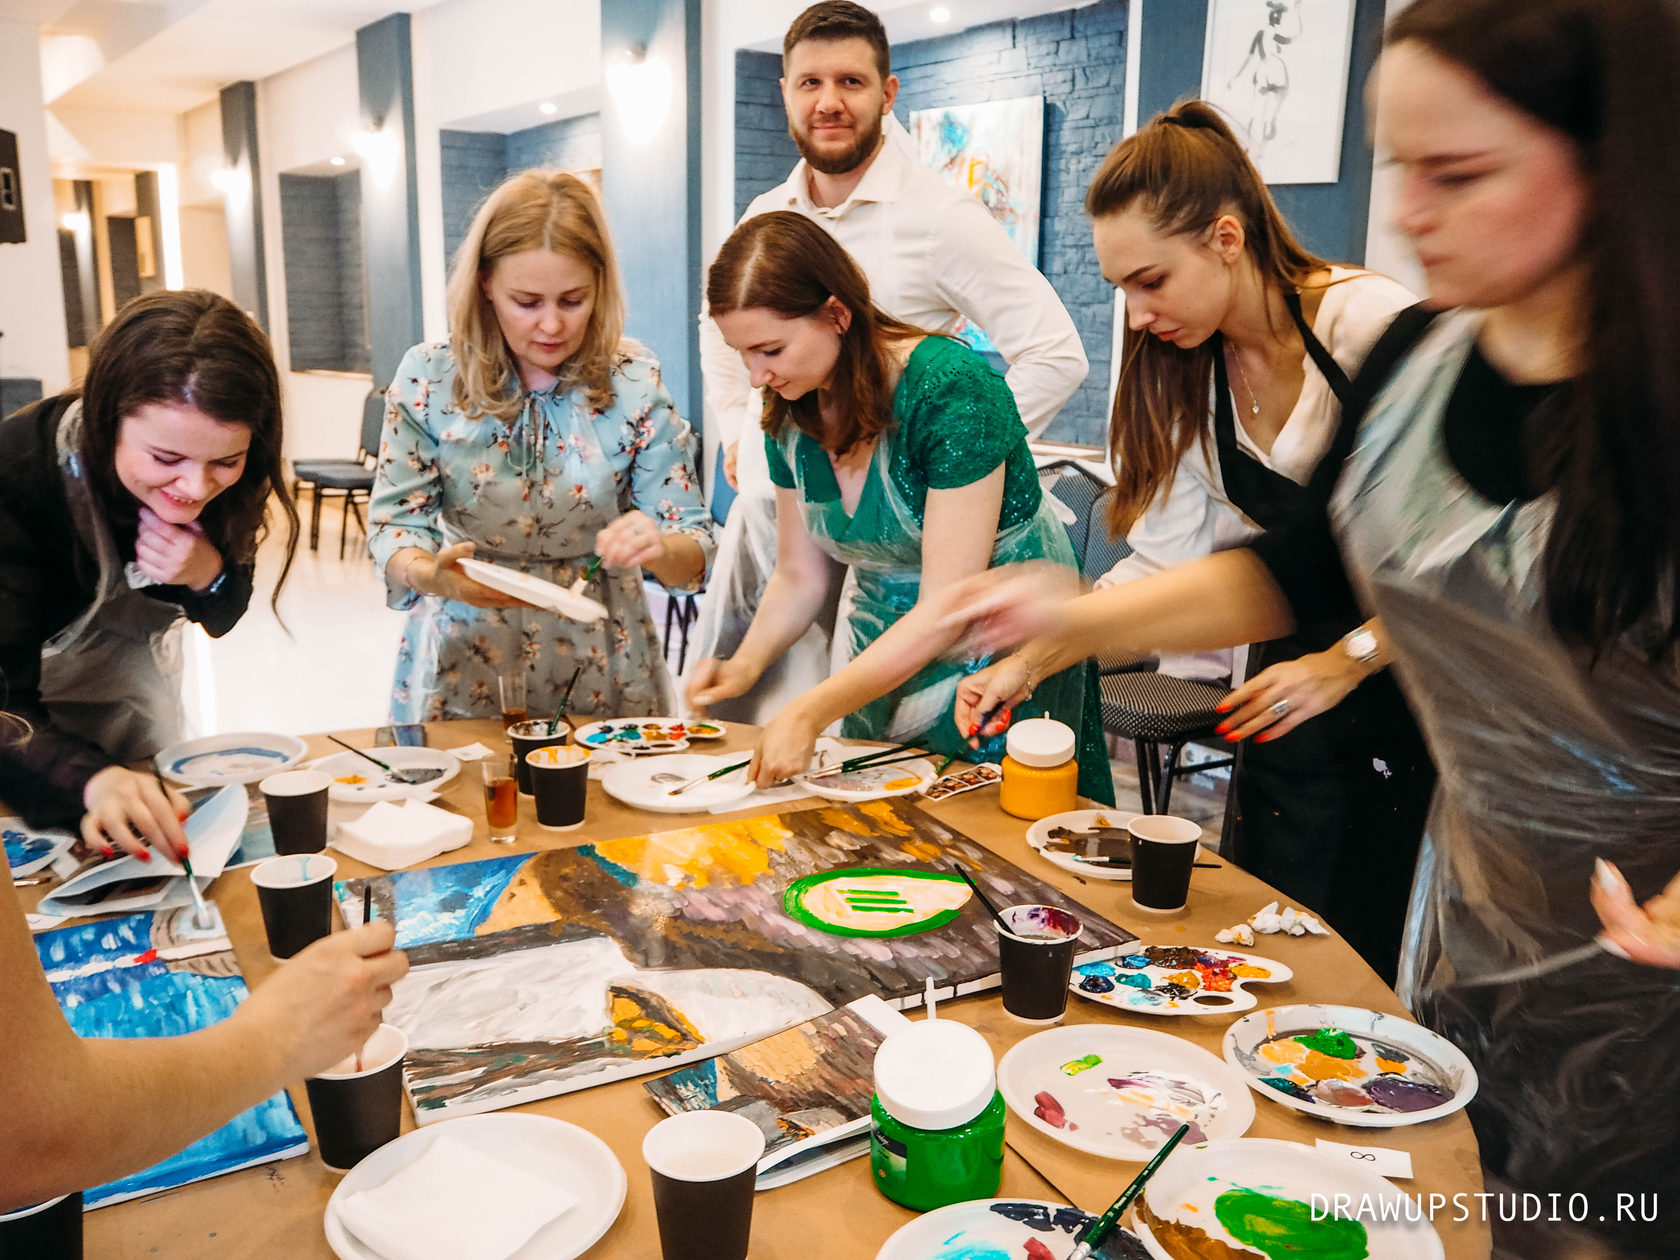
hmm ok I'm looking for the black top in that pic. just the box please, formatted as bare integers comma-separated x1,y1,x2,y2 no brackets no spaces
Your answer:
1253,335,1566,629
0,394,254,827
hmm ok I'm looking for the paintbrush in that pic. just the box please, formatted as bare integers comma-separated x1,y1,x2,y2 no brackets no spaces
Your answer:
550,664,584,735
152,765,211,930
567,555,603,599
666,757,753,796
356,887,373,1071
952,863,1009,932
968,700,1012,743
1065,1122,1190,1260
803,750,929,782
935,754,956,776
826,741,919,772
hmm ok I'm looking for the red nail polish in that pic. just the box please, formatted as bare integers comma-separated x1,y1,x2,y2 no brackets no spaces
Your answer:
1223,733,1238,742
1215,724,1230,735
966,724,979,737
101,845,116,859
178,842,190,857
137,849,152,862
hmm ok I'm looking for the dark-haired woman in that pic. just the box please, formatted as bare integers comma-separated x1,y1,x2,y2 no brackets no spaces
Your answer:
688,211,1109,797
947,0,1680,1245
985,100,1430,982
0,290,298,858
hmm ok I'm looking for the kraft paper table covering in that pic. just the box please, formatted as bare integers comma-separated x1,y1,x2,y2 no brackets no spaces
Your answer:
12,720,1489,1259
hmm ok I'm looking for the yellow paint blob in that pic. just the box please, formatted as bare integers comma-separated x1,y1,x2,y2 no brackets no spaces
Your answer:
1258,1040,1309,1067
1166,970,1201,990
1376,1056,1408,1075
857,798,915,835
594,815,792,889
1299,1050,1368,1083
1231,963,1270,978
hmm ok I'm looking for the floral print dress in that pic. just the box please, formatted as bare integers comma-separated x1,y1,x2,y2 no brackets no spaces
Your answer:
369,341,714,724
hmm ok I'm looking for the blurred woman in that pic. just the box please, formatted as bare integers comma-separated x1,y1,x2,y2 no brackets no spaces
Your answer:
370,171,713,724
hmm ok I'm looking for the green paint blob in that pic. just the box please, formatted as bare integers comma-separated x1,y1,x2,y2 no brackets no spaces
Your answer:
1214,1189,1369,1260
1294,1027,1360,1059
1060,1053,1102,1076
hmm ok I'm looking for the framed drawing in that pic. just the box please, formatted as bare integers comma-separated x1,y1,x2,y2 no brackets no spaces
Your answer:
1201,0,1357,185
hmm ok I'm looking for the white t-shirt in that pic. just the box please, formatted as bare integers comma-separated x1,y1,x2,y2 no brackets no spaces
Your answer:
1095,268,1417,682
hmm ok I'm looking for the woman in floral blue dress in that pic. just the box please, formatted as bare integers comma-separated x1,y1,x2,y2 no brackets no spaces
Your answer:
369,171,713,722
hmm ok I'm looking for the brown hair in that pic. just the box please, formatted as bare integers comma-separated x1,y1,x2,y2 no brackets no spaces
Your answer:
78,289,297,608
706,211,934,456
783,1,891,81
1086,99,1332,536
446,169,628,421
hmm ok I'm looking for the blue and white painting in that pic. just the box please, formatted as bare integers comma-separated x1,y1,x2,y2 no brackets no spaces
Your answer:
33,910,309,1208
4,818,75,877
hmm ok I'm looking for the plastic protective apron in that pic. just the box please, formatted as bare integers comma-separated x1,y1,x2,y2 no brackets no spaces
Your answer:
1332,310,1680,1216
777,427,1078,758
1213,296,1435,982
37,400,187,762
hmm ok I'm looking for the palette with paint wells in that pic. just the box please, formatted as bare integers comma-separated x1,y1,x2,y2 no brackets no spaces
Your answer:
800,757,937,802
997,1025,1254,1161
1222,1004,1478,1129
1133,1139,1444,1260
1071,945,1293,1016
875,1198,1149,1260
573,717,722,754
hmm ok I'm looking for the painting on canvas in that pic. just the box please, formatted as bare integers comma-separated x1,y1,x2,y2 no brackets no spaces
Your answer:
341,798,1134,1123
1201,0,1357,184
909,95,1045,354
33,908,309,1208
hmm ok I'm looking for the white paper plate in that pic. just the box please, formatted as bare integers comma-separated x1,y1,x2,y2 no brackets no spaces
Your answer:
3,819,76,877
457,558,608,622
1223,1004,1477,1128
311,747,460,803
875,1198,1148,1260
1027,808,1140,881
800,757,936,802
600,753,755,814
324,1113,626,1260
573,717,695,755
1071,945,1293,1017
1134,1139,1444,1260
999,1024,1254,1161
154,731,310,786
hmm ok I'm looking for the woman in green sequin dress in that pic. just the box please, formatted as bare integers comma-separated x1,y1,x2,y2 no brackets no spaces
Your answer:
688,212,1111,799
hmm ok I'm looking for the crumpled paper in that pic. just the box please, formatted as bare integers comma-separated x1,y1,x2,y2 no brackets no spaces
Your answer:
1217,900,1329,944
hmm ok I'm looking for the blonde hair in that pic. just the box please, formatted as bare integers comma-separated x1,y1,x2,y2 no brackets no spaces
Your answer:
446,170,627,420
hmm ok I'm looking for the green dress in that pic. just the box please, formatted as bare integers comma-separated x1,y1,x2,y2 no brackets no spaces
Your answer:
766,336,1113,803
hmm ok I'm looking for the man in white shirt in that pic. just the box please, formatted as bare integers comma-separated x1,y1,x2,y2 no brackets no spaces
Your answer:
692,0,1088,723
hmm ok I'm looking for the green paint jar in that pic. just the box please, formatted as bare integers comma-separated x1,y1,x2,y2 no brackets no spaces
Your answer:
869,1020,1006,1211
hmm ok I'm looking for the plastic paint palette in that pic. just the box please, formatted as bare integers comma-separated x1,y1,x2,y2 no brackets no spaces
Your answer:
1071,945,1293,1016
1223,1004,1478,1128
573,717,721,754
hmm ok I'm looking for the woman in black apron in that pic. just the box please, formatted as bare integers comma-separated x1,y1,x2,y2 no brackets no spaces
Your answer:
967,101,1432,982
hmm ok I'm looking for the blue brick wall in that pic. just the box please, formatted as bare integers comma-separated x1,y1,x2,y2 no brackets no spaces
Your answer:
441,130,508,279
728,4,1127,444
280,170,370,373
507,113,602,177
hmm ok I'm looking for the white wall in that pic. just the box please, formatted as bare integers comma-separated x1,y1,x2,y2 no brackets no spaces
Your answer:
255,42,368,461
0,17,71,394
46,105,180,169
178,204,232,296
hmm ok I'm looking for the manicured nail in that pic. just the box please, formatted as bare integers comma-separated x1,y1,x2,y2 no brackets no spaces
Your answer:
1598,936,1633,960
966,723,979,737
1223,733,1238,742
178,841,190,857
1595,857,1623,894
101,845,116,858
1215,723,1230,735
1215,702,1231,713
136,848,152,862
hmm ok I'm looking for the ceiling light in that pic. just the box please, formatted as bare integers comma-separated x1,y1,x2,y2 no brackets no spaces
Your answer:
330,155,345,166
539,101,558,115
930,6,951,22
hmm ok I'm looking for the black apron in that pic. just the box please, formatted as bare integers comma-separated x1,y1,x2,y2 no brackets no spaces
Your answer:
1212,292,1435,986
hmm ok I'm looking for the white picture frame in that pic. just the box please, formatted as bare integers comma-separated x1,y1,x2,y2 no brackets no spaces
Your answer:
1201,0,1358,185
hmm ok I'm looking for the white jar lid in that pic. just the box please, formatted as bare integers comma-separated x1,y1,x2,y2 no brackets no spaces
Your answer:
1005,718,1075,769
873,1020,997,1131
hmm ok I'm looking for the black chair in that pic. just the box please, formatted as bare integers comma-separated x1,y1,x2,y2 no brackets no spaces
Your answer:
292,388,384,559
1036,458,1108,562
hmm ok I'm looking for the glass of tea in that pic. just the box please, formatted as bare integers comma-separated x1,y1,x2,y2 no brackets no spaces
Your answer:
498,672,528,730
481,755,519,842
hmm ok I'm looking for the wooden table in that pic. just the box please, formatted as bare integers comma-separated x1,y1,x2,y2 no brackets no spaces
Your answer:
23,721,1490,1258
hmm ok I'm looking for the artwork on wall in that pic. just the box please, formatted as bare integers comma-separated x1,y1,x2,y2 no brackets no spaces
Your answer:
339,798,1134,1123
908,95,1046,354
1200,0,1357,185
33,908,309,1208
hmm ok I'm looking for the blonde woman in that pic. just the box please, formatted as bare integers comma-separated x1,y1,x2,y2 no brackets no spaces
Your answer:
370,171,713,722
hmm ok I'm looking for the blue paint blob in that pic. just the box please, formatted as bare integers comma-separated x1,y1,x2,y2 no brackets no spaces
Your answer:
1115,972,1153,990
1262,1077,1317,1103
1119,953,1152,969
1079,974,1116,994
1075,961,1116,978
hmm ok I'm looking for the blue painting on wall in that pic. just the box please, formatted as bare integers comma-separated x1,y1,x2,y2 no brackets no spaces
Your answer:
33,909,309,1208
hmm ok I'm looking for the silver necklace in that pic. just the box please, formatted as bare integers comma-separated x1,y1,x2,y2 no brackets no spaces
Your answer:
1227,344,1262,419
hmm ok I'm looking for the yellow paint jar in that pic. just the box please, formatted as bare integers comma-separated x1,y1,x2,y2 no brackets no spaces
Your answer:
998,718,1079,820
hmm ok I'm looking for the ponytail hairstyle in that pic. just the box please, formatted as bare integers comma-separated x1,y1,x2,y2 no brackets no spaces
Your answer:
706,210,940,455
1388,0,1680,659
78,289,298,609
447,169,629,421
1085,99,1330,536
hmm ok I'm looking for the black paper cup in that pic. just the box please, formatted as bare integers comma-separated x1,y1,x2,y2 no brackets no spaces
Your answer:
0,1192,82,1259
251,854,336,958
526,745,590,830
1128,815,1203,912
260,769,331,855
642,1111,765,1260
994,903,1083,1023
508,720,571,795
304,1023,407,1171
